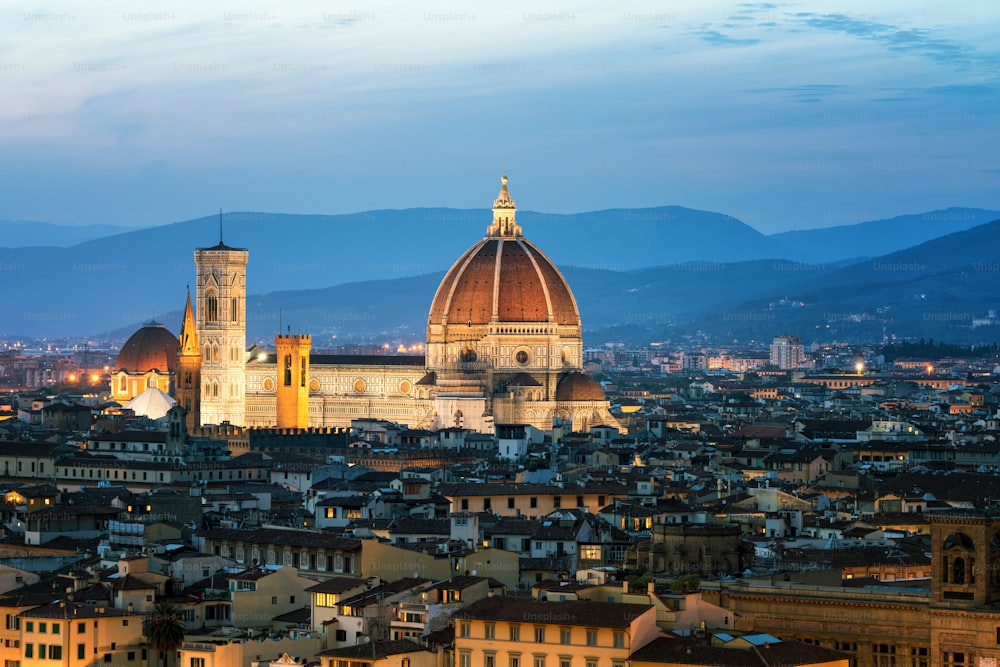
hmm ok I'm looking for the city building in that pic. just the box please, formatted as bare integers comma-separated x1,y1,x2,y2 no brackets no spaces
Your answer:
116,176,621,434
769,336,807,370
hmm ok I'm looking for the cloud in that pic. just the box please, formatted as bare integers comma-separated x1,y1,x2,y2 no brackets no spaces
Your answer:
691,28,762,47
796,12,977,70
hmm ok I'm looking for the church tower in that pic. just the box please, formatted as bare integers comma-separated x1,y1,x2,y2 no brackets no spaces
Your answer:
928,510,1000,609
176,289,202,431
275,333,311,429
195,216,249,426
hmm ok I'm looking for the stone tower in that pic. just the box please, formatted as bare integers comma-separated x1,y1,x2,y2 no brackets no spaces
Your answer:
176,289,202,431
275,334,311,429
928,510,1000,609
195,217,248,426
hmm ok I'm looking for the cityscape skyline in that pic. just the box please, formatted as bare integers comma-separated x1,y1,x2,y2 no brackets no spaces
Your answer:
2,0,998,232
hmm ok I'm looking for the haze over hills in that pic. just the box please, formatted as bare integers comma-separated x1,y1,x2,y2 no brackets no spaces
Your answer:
0,205,997,341
662,219,1000,345
0,220,141,247
770,207,1000,263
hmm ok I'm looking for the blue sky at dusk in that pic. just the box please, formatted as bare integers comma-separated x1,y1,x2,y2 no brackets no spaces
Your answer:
2,0,998,232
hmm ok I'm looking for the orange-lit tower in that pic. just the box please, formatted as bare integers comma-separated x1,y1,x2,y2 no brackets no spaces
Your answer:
176,290,202,431
275,333,311,429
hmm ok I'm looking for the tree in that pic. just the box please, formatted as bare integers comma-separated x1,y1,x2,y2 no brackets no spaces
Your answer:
143,601,185,667
674,573,701,592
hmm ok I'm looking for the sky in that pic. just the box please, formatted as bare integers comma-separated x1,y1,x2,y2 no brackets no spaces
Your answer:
2,0,998,233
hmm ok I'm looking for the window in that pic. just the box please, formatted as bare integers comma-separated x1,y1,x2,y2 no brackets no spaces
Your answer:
560,660,571,667
24,645,33,659
271,596,278,605
613,631,624,648
206,291,218,322
38,645,45,659
560,628,571,645
510,656,520,667
586,629,597,646
191,658,206,667
77,622,85,634
485,623,495,640
485,655,496,667
459,653,471,667
576,495,585,507
534,626,545,643
534,658,546,667
530,497,538,509
50,623,59,634
943,652,967,666
25,622,33,633
459,622,470,638
49,646,61,660
912,647,928,667
484,498,492,511
510,624,520,641
508,498,515,509
461,499,469,510
553,496,561,509
78,644,86,659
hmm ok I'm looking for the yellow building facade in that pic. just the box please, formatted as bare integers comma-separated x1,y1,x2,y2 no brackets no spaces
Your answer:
454,597,659,667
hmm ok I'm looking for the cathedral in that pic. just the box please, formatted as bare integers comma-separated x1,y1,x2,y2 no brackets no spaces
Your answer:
122,176,621,434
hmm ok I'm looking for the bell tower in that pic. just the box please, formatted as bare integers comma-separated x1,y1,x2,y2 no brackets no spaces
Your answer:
275,333,311,429
176,289,202,431
195,213,249,426
928,510,1000,608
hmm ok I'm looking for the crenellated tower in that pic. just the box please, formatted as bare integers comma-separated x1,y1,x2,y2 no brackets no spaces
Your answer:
195,215,248,426
175,289,202,431
275,333,311,429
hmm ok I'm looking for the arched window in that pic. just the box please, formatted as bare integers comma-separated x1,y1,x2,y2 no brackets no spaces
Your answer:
284,355,292,386
231,296,238,322
206,290,218,322
954,557,965,585
300,356,307,387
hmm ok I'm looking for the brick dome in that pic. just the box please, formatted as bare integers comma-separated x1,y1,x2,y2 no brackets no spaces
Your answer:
428,175,579,327
556,372,606,402
116,323,178,373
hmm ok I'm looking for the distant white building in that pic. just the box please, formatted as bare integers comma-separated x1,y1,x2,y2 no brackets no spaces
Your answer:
770,335,808,369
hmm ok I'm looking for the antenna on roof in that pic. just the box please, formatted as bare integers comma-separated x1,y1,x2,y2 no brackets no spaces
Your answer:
279,307,283,334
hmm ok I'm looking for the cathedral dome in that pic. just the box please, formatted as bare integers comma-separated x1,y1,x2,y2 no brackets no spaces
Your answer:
428,175,580,327
556,372,605,402
116,323,178,373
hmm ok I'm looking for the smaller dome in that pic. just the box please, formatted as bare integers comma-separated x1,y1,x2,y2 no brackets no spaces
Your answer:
116,323,179,373
556,373,606,402
124,387,177,420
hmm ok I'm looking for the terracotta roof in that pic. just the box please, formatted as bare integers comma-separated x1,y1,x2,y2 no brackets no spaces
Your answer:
115,323,178,373
197,527,361,551
457,597,652,628
630,636,851,666
304,577,368,595
428,231,580,326
320,639,431,659
556,373,606,402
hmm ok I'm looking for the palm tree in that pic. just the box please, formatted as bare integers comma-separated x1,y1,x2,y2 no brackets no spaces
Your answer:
143,601,185,667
